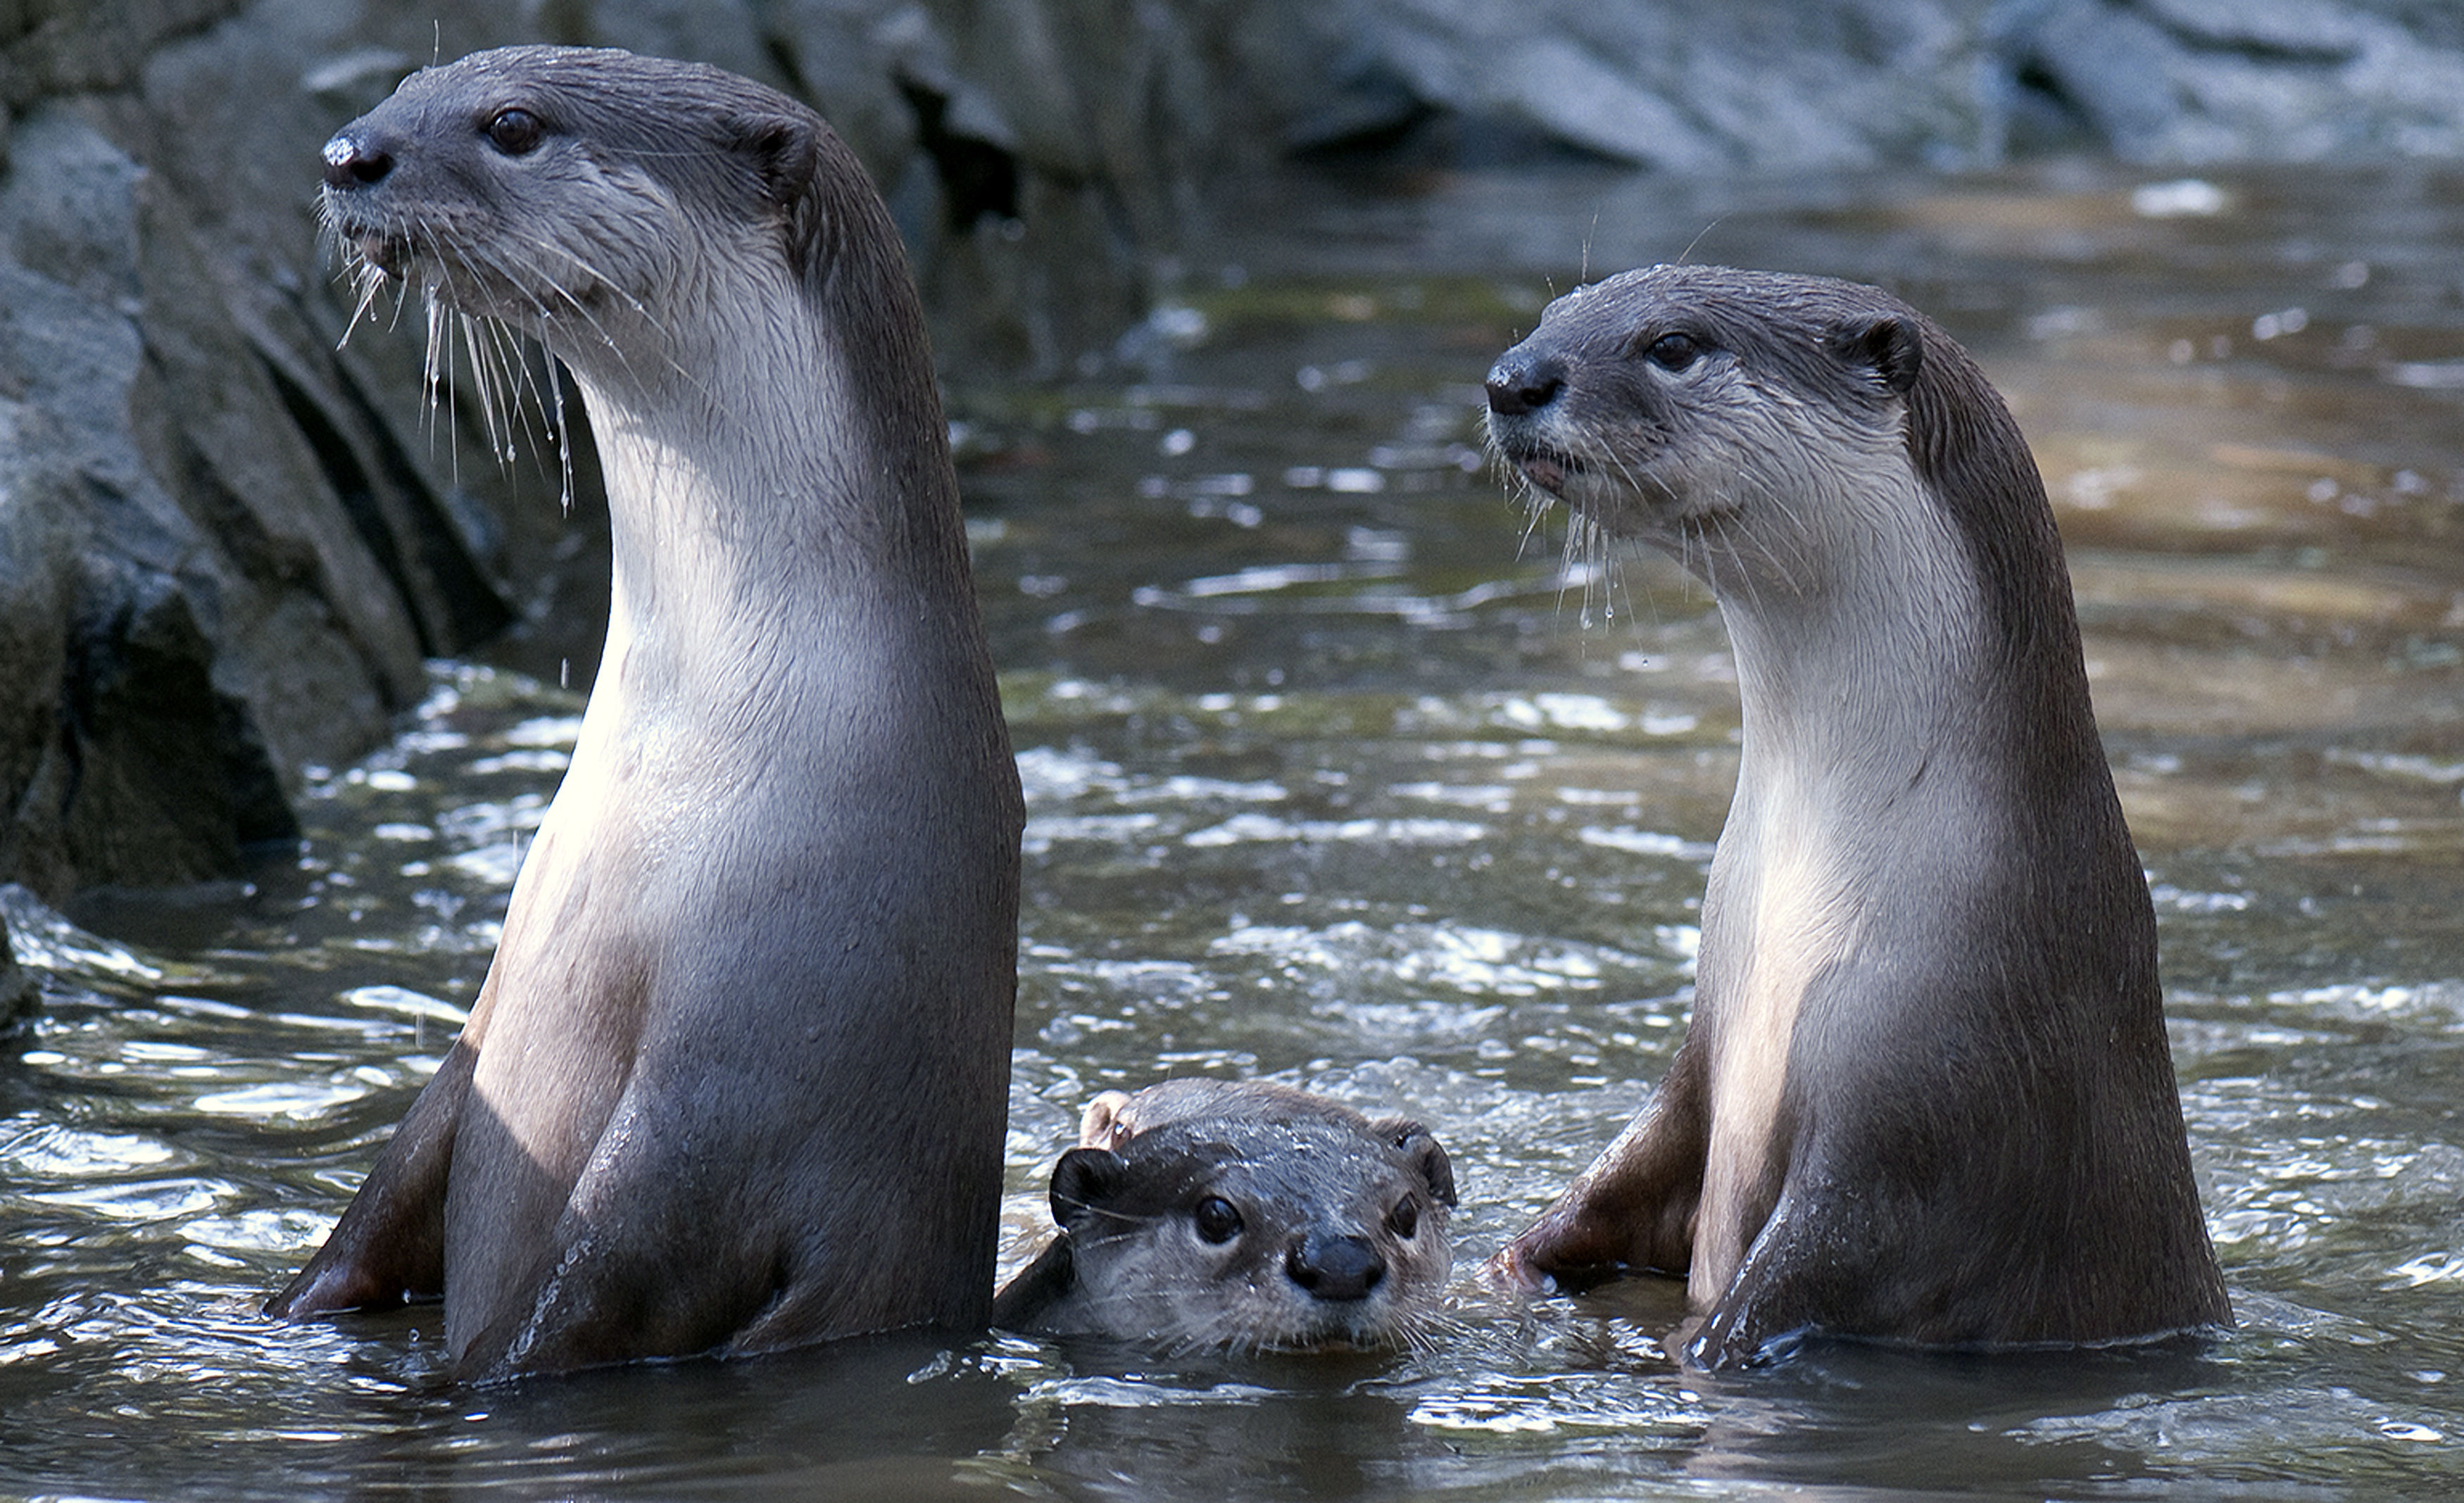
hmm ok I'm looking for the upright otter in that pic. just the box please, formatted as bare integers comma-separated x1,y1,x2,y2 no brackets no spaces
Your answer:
1481,265,2228,1369
993,1081,1457,1352
266,47,1022,1381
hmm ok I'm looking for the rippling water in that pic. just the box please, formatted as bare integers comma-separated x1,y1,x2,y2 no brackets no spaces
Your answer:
4,159,2461,1498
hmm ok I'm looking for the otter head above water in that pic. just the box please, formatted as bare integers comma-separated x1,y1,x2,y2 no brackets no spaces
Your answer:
1478,266,2227,1369
994,1081,1457,1354
317,44,903,407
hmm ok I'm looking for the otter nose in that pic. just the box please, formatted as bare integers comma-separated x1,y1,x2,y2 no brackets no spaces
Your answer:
1484,354,1564,417
322,132,394,190
1286,1233,1385,1302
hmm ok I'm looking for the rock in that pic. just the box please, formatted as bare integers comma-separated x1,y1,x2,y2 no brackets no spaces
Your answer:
0,0,244,108
0,910,32,1028
1999,0,2464,161
1238,1,1983,170
1233,0,2464,169
0,103,417,892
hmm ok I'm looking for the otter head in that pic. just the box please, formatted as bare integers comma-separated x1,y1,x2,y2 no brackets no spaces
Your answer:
1483,265,1964,597
1049,1115,1457,1353
1486,263,2075,672
318,46,853,375
1076,1077,1388,1150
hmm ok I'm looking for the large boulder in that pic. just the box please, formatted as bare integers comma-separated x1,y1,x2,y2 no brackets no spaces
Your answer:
1231,0,2464,166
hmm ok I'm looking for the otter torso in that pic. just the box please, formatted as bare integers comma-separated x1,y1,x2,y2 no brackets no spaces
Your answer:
1482,265,2229,1367
993,1081,1457,1352
268,46,1022,1381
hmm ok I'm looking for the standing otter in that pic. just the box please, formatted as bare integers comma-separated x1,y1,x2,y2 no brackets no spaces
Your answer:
993,1081,1457,1352
1481,265,2228,1369
266,47,1022,1381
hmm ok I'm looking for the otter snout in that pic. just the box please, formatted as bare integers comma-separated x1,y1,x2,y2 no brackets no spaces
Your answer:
1286,1231,1385,1302
1484,344,1583,496
318,127,413,277
1485,352,1566,417
322,132,395,189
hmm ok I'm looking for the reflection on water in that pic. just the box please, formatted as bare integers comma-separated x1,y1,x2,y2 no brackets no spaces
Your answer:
4,158,2462,1497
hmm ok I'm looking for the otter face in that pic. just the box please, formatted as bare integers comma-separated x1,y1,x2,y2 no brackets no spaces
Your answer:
317,46,830,360
1048,1116,1457,1353
1483,265,1928,575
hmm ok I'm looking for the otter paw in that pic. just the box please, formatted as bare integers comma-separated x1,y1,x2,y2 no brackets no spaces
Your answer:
1481,1242,1560,1296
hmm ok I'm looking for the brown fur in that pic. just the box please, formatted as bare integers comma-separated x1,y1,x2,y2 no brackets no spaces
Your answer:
1482,265,2228,1368
993,1081,1457,1352
268,47,1022,1381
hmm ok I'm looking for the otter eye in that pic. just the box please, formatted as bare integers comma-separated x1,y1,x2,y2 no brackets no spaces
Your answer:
485,108,545,156
1645,332,1704,372
1387,1197,1420,1240
1193,1195,1243,1245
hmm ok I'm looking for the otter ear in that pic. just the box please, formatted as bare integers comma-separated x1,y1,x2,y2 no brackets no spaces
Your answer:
1077,1090,1136,1149
1050,1147,1126,1232
1373,1118,1459,1209
1827,314,1923,396
724,108,828,267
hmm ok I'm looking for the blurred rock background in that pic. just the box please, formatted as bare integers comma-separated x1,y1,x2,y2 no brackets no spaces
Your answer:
4,0,2461,903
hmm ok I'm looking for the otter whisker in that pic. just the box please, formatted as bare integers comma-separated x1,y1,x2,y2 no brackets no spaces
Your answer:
472,314,547,469
492,225,706,398
460,311,513,465
467,309,567,496
417,284,465,489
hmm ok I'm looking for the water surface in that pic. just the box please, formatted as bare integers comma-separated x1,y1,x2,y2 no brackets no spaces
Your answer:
4,158,2461,1498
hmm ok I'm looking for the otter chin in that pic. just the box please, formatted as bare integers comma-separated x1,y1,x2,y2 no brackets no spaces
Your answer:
993,1081,1457,1354
1482,265,2229,1369
267,47,1022,1383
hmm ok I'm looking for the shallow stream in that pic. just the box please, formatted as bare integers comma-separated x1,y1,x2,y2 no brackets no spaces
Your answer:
4,158,2462,1498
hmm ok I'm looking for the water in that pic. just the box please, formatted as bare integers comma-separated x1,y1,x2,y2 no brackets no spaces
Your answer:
5,157,2463,1498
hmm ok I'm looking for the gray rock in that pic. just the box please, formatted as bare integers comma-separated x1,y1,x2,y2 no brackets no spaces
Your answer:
1242,0,1985,171
1231,0,2464,169
0,103,421,891
0,910,31,1028
1999,0,2464,161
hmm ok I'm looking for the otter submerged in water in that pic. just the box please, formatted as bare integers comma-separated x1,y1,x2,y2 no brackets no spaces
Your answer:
1481,265,2229,1369
993,1081,1457,1352
267,47,1022,1381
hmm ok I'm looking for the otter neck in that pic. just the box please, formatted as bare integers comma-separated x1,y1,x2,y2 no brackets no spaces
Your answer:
1699,463,2002,805
1683,462,2017,1304
555,263,964,689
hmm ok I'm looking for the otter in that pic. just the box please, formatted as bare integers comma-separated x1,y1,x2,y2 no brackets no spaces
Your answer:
1480,265,2229,1369
993,1081,1457,1352
265,46,1022,1381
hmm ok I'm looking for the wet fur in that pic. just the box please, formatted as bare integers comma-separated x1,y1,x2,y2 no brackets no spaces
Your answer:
993,1082,1457,1354
1483,265,2229,1367
268,47,1022,1380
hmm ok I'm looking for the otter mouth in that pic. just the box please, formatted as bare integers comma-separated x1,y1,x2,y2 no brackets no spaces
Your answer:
1495,439,1588,497
350,232,408,279
324,200,410,282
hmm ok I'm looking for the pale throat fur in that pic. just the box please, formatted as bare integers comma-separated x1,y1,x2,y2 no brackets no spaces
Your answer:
1513,320,2007,1304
